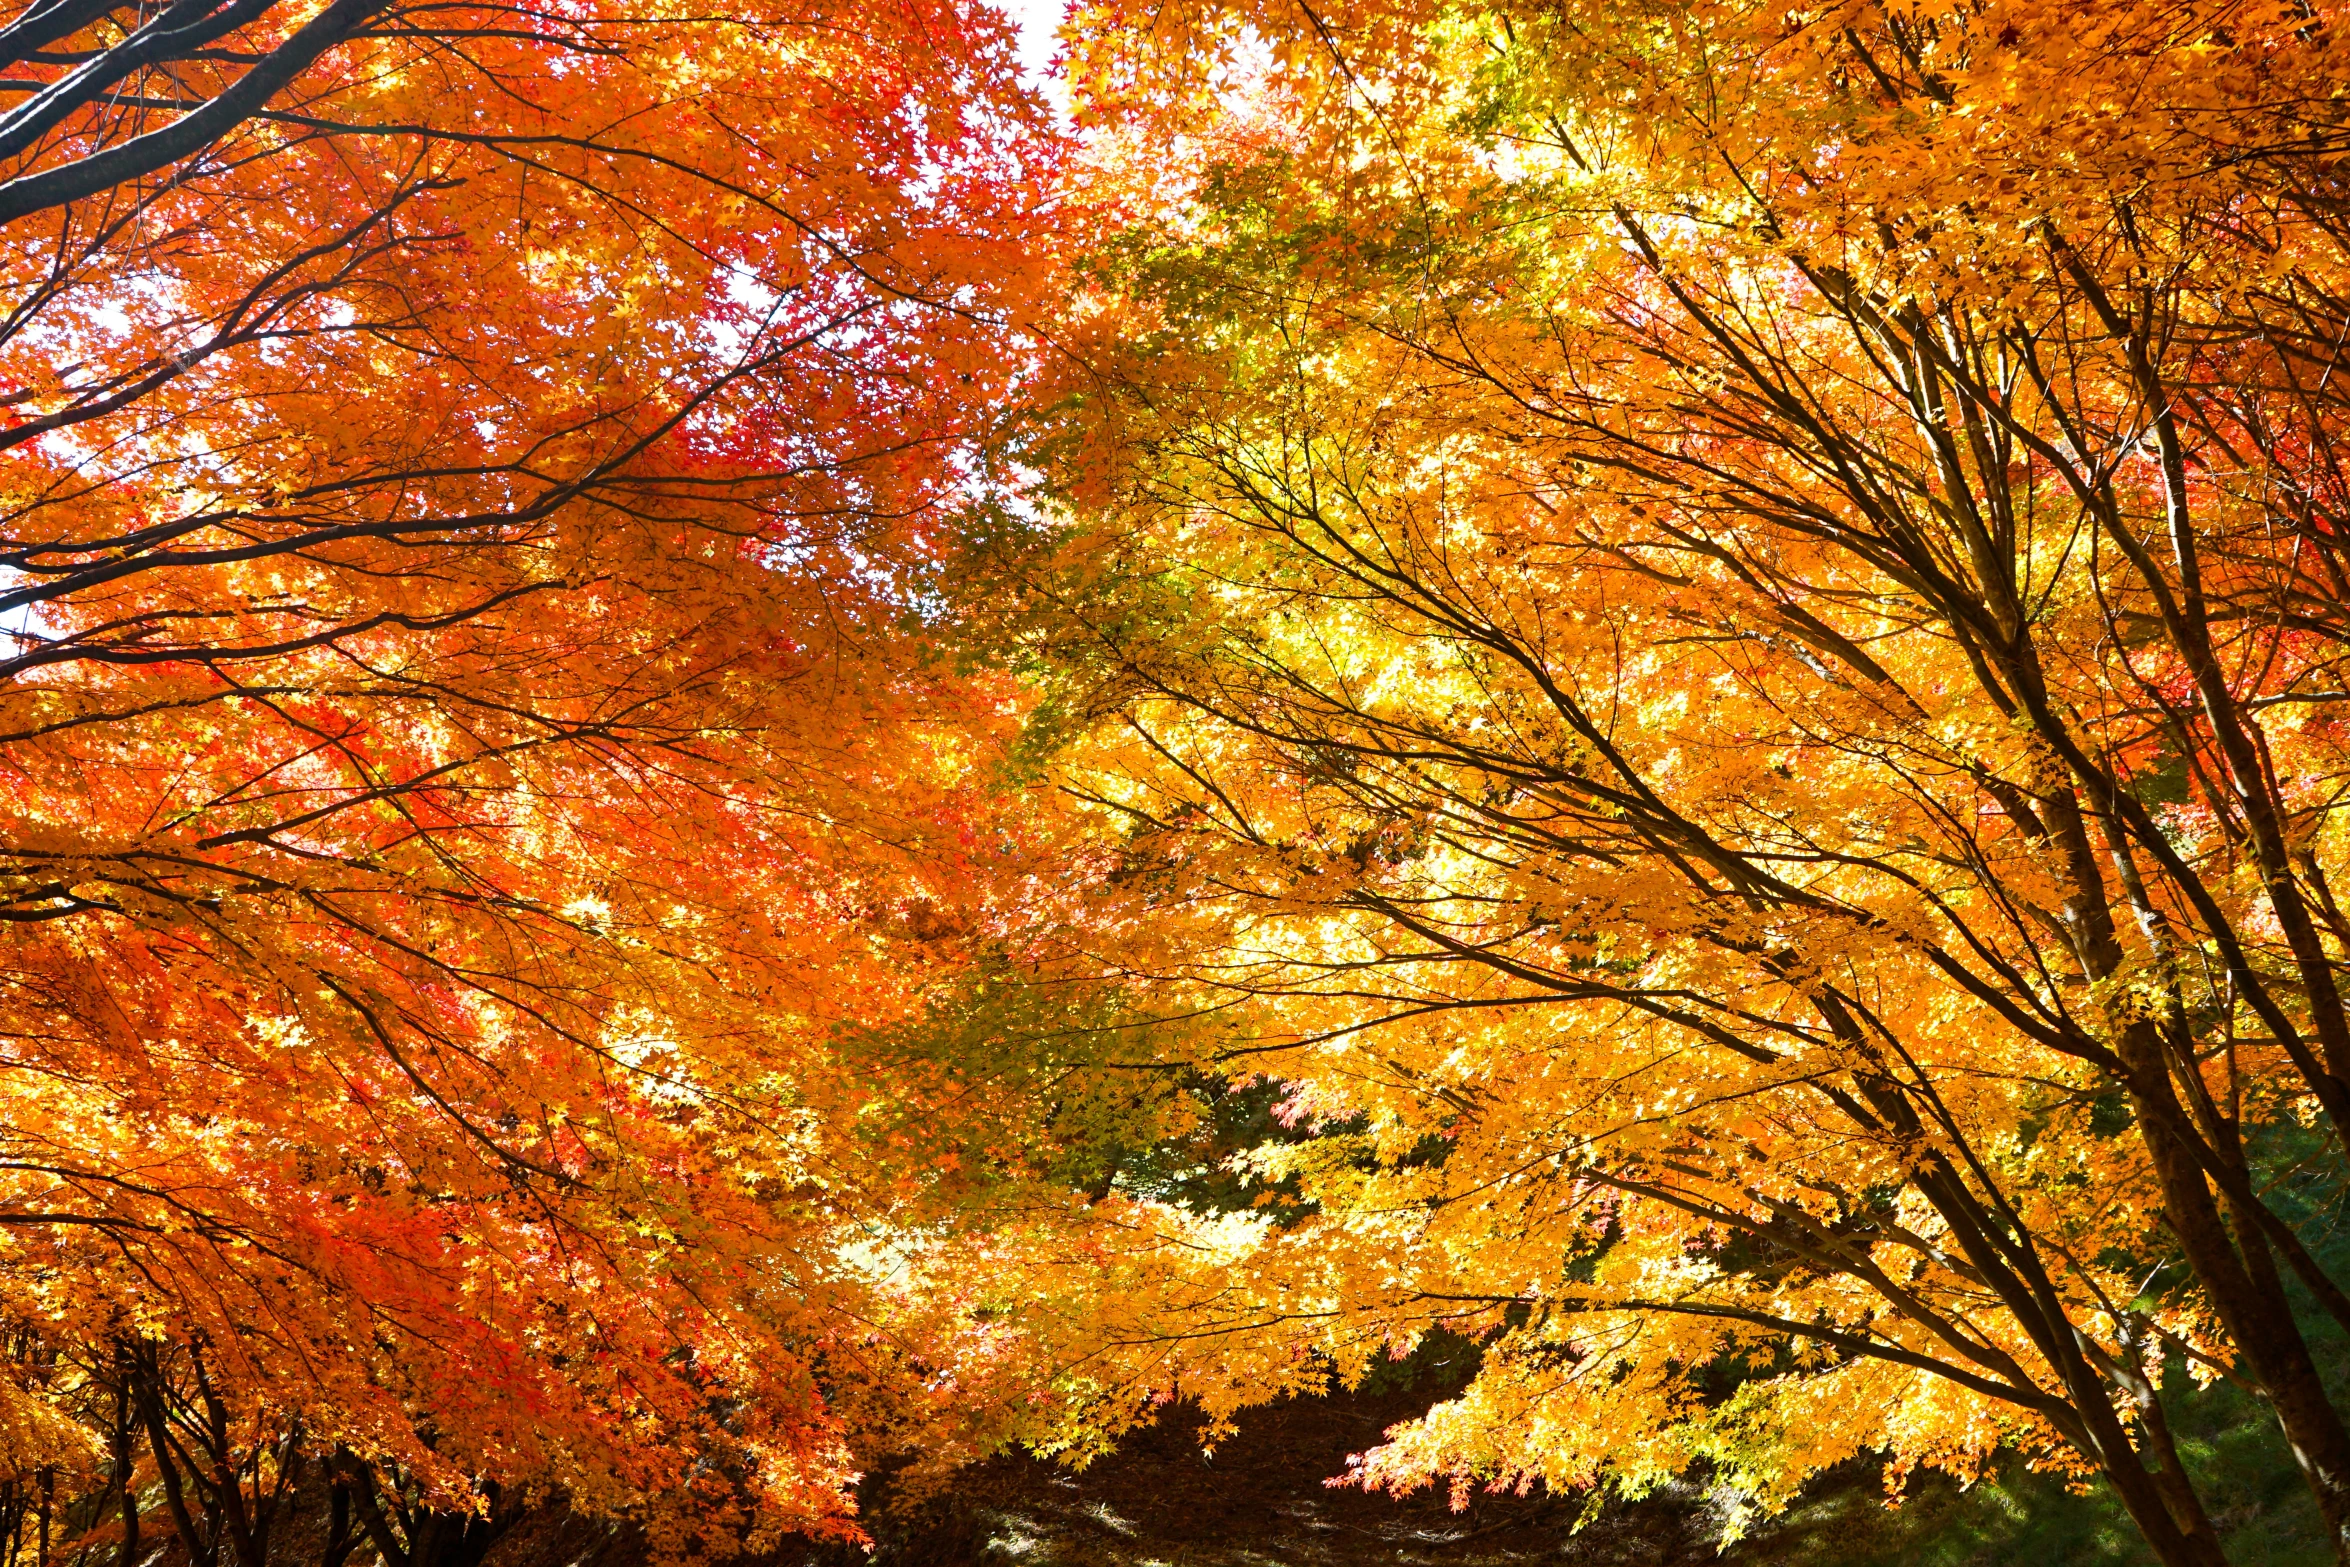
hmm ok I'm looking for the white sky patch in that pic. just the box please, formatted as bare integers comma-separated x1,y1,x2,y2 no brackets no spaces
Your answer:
0,565,62,651
999,0,1072,120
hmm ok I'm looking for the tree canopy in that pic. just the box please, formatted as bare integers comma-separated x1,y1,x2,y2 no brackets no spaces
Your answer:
0,0,1060,1554
12,1,2350,1566
998,4,2350,1565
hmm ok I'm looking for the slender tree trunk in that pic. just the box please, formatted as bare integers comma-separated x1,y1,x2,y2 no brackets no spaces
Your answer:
2097,1452,2234,1567
2127,1338,2232,1566
2026,693,2350,1561
111,1378,138,1567
137,1385,211,1567
337,1460,410,1567
2118,1029,2350,1560
322,1486,357,1567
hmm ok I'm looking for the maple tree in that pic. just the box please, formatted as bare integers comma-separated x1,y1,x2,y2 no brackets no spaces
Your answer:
22,0,2350,1562
0,0,1062,1555
1005,2,2350,1564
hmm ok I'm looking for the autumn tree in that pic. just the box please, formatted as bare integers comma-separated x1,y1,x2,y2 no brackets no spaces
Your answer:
1012,2,2350,1563
0,0,1062,1551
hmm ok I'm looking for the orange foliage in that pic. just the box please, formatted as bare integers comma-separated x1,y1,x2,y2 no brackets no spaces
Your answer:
1009,4,2350,1565
0,0,1062,1553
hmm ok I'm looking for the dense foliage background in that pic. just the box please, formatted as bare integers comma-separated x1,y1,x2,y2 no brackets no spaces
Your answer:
6,1,2350,1565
